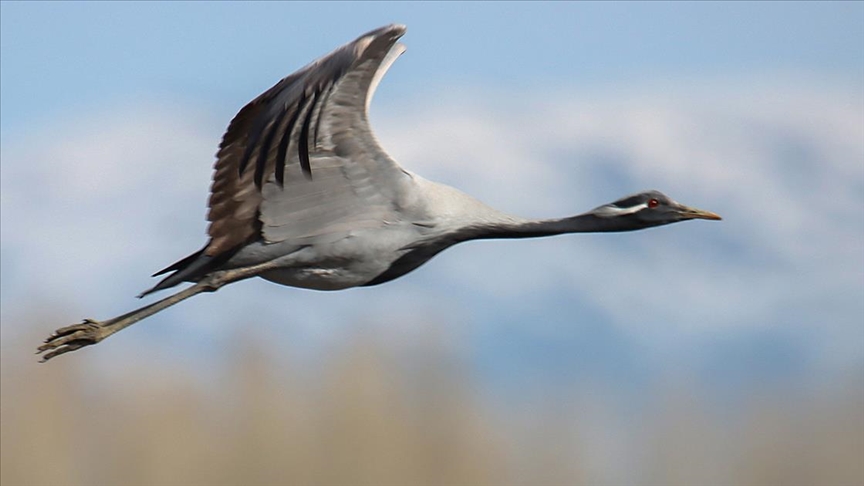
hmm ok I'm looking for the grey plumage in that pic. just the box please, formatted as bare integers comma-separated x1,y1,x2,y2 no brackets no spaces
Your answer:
38,24,720,361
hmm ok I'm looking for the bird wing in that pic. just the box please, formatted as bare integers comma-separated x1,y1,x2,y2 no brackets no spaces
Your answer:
205,24,412,257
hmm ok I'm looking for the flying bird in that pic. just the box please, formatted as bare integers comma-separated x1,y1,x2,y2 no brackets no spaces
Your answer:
38,24,721,362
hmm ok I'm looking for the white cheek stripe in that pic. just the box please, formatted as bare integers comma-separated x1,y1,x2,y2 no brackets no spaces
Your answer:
596,202,648,217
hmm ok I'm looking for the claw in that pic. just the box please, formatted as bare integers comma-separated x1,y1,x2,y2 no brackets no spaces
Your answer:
37,319,106,362
39,341,90,362
36,276,215,362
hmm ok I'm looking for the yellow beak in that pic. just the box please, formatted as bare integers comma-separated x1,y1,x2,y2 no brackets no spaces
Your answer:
678,205,722,221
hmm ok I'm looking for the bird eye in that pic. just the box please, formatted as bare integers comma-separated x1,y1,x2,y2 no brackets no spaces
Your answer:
647,198,660,208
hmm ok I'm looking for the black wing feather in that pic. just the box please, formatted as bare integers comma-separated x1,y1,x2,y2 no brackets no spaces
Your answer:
297,88,319,180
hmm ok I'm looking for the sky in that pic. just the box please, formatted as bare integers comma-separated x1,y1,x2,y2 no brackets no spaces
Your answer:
2,1,863,406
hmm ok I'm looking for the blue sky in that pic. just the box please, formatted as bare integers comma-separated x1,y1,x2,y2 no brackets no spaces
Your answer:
2,1,863,410
3,1,862,134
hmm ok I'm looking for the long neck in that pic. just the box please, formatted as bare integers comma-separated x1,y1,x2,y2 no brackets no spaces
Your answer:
464,212,643,241
415,178,642,243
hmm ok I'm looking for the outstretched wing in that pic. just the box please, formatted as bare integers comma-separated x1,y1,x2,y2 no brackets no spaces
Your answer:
144,24,413,296
206,24,411,256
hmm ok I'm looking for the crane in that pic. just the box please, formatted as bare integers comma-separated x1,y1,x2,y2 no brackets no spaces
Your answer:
38,24,721,362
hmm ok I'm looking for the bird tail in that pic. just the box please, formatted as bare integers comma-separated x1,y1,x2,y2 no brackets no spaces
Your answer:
138,245,218,298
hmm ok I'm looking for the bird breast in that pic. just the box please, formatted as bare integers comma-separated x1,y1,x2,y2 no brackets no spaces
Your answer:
252,224,431,291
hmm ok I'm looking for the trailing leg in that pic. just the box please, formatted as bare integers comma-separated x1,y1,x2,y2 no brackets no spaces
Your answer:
37,258,286,362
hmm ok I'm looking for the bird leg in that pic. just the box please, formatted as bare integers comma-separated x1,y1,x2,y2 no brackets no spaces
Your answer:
37,282,212,362
37,259,283,362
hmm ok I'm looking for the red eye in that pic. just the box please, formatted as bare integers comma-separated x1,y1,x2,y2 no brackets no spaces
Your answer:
647,198,660,208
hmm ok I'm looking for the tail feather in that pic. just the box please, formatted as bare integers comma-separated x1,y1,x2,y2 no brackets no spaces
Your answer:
139,251,216,298
151,245,207,277
139,242,249,298
139,243,240,298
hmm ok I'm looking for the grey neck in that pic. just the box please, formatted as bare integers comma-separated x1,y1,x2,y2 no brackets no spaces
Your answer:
461,212,646,241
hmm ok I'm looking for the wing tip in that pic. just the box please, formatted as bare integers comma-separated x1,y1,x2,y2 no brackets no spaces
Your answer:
375,23,407,36
358,24,407,48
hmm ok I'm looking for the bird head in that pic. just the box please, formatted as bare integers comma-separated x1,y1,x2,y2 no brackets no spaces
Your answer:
591,190,721,229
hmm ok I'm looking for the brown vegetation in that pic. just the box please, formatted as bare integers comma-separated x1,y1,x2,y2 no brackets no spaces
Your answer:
2,313,862,486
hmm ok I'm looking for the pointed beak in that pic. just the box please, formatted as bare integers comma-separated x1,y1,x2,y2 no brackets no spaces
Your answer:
677,204,722,221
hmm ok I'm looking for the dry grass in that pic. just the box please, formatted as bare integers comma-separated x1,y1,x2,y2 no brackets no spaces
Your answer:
2,312,862,486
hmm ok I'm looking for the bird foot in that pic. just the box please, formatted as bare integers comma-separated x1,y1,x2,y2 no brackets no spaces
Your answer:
37,319,109,362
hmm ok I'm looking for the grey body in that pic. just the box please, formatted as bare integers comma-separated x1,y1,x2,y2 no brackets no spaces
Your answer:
227,174,519,290
38,24,720,361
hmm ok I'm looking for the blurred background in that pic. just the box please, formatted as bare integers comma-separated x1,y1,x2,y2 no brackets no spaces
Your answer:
2,2,862,485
